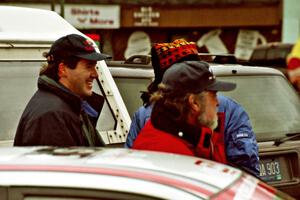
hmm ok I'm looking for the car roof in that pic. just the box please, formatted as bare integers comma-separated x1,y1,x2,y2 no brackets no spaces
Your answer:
0,6,81,43
0,6,83,60
0,147,242,194
108,60,285,78
211,64,284,76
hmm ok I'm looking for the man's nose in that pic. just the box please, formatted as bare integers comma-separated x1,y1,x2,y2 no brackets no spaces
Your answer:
91,67,99,78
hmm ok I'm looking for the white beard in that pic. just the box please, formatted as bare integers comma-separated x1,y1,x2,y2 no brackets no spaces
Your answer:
197,113,218,130
209,116,219,130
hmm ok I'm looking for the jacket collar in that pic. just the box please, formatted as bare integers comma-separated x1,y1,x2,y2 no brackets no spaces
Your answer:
38,75,82,114
151,100,202,147
38,75,105,118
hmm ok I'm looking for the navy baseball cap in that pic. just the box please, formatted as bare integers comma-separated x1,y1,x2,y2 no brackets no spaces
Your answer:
47,34,109,62
162,61,236,96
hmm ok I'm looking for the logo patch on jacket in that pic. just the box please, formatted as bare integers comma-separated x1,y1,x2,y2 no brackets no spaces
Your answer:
236,132,249,139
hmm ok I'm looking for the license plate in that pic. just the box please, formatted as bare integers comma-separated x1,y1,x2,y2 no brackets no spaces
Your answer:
259,158,282,182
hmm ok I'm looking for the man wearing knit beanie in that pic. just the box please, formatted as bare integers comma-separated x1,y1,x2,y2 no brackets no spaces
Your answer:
141,39,199,104
125,39,259,177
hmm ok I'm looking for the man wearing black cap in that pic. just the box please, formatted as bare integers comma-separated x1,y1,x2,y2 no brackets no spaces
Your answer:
133,61,236,164
127,39,259,176
14,34,108,146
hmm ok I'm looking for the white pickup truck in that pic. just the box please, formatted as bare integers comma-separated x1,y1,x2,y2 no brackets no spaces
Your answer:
0,6,131,146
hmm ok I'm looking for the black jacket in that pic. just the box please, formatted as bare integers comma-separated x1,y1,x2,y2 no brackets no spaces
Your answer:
14,75,104,147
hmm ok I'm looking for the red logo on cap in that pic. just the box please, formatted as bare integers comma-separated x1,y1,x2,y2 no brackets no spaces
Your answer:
83,39,95,52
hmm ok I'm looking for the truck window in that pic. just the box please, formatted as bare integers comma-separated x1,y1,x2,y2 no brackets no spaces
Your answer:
0,61,119,146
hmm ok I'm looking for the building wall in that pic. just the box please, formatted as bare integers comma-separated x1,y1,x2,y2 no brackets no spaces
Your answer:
100,3,282,59
282,0,300,43
1,1,284,59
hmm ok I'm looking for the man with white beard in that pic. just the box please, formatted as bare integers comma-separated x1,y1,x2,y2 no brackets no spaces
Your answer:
127,39,259,177
132,61,236,165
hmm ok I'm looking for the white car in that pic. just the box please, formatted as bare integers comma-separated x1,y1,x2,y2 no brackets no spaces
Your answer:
107,55,300,198
0,146,293,200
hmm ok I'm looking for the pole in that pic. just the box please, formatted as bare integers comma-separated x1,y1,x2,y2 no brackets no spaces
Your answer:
60,0,65,18
51,0,55,11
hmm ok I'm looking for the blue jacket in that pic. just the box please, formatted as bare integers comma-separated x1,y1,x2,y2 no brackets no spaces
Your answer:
125,95,259,176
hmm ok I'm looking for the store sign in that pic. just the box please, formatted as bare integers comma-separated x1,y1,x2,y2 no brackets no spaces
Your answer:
134,6,160,27
65,5,120,29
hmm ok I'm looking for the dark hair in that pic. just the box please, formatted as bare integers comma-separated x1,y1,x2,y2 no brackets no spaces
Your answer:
40,52,80,81
150,83,206,123
141,54,200,106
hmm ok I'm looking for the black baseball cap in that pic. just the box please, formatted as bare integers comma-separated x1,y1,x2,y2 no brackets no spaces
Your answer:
47,34,109,62
162,61,236,96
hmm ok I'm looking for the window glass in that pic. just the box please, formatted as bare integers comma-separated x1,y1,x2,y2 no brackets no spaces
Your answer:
219,75,300,141
24,194,158,200
0,61,116,145
0,61,41,144
114,77,152,117
0,187,7,200
250,49,266,61
92,80,115,131
11,187,162,200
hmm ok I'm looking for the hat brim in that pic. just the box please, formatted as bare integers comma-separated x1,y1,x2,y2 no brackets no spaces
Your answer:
76,52,111,61
206,80,236,92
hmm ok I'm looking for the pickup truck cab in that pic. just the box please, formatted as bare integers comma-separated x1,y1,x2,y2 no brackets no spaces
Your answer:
0,6,131,146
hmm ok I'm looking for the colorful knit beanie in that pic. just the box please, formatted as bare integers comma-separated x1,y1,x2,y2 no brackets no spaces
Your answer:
151,39,199,85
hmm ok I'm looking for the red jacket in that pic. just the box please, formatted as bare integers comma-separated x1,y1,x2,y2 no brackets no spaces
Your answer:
133,120,227,164
133,120,196,156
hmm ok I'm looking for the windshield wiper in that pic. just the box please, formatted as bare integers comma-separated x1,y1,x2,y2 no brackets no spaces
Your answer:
274,133,300,146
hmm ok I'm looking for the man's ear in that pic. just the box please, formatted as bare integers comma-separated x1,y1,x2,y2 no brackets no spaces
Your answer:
58,62,67,79
188,94,201,114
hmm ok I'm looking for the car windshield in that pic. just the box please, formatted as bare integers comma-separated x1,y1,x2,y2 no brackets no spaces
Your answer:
218,75,300,142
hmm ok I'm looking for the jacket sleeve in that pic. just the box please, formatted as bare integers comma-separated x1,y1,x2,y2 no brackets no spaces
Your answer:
218,95,260,177
22,111,80,146
125,105,152,148
287,38,300,84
